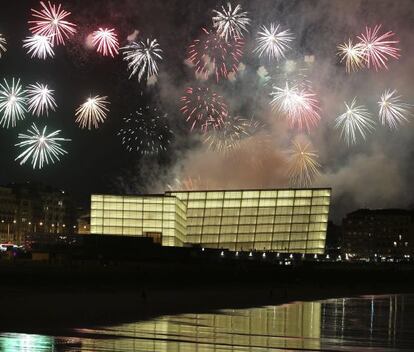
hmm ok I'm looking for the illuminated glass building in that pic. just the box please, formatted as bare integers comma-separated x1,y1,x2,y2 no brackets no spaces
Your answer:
90,188,331,254
90,195,187,247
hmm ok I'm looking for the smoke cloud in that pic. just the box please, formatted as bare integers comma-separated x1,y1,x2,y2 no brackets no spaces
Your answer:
148,0,414,222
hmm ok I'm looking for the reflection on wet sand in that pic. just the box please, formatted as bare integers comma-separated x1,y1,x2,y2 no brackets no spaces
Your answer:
1,294,413,351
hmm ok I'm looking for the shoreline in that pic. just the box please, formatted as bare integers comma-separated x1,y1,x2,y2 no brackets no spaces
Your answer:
2,260,414,335
1,281,413,335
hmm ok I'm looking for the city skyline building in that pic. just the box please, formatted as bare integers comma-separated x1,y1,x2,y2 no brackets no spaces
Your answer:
90,188,331,254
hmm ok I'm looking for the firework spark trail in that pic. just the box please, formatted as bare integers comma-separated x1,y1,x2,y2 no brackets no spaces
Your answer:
0,33,7,58
262,58,312,91
118,105,172,155
335,97,375,145
92,28,119,57
378,90,412,129
254,23,294,61
337,39,366,73
203,115,250,152
122,38,162,82
29,1,77,46
27,83,57,117
187,28,244,82
180,86,228,133
75,95,109,129
287,140,321,187
0,78,27,128
357,25,400,71
167,176,210,191
212,2,250,42
23,34,54,59
15,123,70,169
270,82,321,131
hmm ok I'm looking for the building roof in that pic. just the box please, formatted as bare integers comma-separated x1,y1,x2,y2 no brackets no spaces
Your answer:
166,187,332,193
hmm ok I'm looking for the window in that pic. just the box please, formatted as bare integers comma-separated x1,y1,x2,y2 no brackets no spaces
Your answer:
295,190,312,198
277,198,294,206
224,191,242,199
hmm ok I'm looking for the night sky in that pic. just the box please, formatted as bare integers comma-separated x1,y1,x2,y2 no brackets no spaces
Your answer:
0,0,413,220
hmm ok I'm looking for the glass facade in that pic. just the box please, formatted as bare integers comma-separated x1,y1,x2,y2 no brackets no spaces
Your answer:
90,195,187,247
90,188,331,254
167,189,330,254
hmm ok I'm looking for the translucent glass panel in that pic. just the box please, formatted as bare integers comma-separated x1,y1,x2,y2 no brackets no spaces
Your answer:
168,188,331,254
91,189,330,254
90,195,187,247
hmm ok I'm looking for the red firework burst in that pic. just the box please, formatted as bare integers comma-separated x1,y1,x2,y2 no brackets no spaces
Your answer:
357,25,400,71
29,1,77,46
91,27,119,57
180,86,229,133
187,28,244,82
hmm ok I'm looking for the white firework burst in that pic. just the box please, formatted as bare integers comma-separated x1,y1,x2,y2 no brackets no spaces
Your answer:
335,98,375,145
27,83,57,117
0,33,7,58
75,95,110,130
15,123,70,169
122,38,163,82
212,2,250,42
254,23,294,61
0,78,27,128
270,82,321,131
337,39,366,73
378,90,412,129
287,140,321,187
23,34,54,59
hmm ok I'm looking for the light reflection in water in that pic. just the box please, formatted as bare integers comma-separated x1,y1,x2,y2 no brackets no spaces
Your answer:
1,294,413,351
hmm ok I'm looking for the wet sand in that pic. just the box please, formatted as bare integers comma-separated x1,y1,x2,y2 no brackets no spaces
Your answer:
1,260,414,334
1,282,413,335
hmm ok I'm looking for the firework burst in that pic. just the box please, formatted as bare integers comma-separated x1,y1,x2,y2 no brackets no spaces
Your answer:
287,140,321,187
75,95,109,129
0,78,27,128
187,28,244,82
118,105,172,155
29,1,77,46
0,33,7,58
254,23,294,61
122,38,163,82
357,25,400,71
180,86,228,133
270,82,321,131
203,115,250,152
167,176,210,191
23,34,54,59
212,2,250,42
378,90,412,129
335,98,375,145
27,83,57,117
91,28,119,57
15,123,70,169
337,39,366,73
